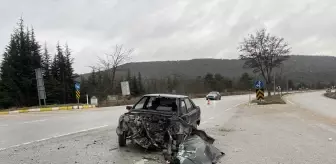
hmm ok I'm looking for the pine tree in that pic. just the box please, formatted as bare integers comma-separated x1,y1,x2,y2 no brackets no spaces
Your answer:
131,76,139,96
41,42,52,101
126,69,131,82
137,72,144,94
0,18,42,107
64,43,75,103
41,42,51,78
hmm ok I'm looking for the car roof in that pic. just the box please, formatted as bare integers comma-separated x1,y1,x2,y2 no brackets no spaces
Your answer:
143,93,188,98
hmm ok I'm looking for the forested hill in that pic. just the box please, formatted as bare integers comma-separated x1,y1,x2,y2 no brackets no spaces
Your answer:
81,55,336,84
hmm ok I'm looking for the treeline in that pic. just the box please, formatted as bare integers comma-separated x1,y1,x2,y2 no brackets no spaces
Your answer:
0,19,76,109
80,68,333,102
79,70,257,101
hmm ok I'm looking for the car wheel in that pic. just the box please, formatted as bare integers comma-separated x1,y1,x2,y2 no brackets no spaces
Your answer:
118,132,126,147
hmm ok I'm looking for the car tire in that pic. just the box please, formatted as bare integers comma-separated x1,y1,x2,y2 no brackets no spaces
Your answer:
118,132,126,147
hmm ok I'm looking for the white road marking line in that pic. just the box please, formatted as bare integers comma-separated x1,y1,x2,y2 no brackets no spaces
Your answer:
0,124,109,151
201,121,208,124
22,119,47,124
287,100,294,105
225,108,232,111
0,124,9,127
209,117,215,120
233,103,242,107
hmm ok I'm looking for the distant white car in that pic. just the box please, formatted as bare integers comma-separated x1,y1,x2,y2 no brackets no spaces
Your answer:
206,91,221,100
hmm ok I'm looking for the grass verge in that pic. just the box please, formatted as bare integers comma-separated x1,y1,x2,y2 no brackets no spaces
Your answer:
251,94,286,105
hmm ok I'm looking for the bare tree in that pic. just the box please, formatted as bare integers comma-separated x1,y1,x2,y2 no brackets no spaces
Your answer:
97,44,133,94
238,28,290,96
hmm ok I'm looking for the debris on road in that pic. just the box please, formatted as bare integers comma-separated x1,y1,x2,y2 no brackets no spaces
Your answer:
172,130,225,164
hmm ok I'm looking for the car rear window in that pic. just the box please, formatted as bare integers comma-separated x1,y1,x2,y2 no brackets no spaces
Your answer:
135,97,178,112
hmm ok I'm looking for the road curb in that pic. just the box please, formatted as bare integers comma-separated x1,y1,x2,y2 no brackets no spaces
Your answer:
0,105,96,115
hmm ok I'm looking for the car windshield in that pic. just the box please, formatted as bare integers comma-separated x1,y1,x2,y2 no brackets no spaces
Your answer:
133,96,178,112
209,92,217,94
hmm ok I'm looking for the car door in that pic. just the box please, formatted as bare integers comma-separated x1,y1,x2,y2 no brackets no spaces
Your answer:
179,99,190,124
188,98,200,121
184,98,198,125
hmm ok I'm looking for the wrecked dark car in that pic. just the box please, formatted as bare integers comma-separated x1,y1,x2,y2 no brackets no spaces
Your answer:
116,93,224,163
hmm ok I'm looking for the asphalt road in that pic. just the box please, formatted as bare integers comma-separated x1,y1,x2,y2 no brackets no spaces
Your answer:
0,94,250,151
285,90,336,118
2,92,336,164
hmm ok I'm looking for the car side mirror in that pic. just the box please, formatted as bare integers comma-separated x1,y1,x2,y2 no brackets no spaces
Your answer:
126,105,132,110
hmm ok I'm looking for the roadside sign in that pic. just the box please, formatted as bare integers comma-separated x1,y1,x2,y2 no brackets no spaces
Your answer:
256,89,264,100
254,80,264,89
35,68,47,106
75,83,80,90
121,81,130,96
75,82,80,103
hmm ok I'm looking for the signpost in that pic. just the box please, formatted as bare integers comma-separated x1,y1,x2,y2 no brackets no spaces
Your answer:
75,82,80,104
255,80,264,101
256,89,264,100
35,68,46,106
121,81,130,96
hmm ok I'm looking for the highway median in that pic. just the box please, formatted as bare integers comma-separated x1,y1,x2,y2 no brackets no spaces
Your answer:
251,94,287,105
324,92,336,99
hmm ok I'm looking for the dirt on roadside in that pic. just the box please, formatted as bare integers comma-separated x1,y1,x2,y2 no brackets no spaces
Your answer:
212,103,336,164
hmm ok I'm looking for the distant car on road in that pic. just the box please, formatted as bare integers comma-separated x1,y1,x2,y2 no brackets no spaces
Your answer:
206,91,221,100
116,93,201,155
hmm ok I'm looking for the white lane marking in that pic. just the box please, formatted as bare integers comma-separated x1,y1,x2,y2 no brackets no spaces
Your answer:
233,103,242,107
0,124,9,127
0,125,109,151
287,100,294,105
209,117,215,120
22,119,47,124
225,108,232,111
201,121,208,124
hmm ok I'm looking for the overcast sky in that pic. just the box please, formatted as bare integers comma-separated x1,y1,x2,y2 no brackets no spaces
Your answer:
1,0,336,74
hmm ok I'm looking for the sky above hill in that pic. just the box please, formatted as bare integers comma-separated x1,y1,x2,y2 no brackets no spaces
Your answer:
1,0,335,73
